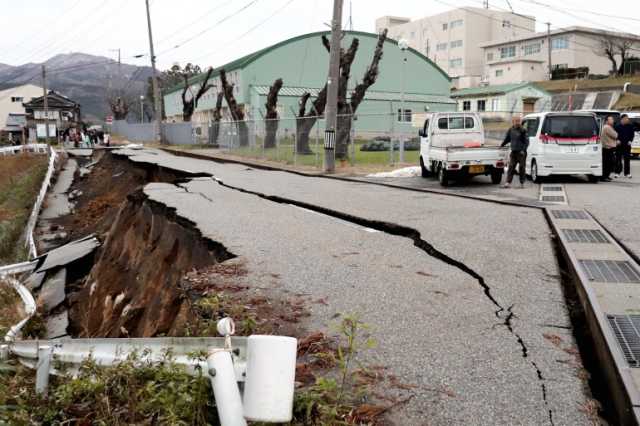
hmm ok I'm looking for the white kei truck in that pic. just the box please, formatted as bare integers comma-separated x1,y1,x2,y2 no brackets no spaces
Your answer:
418,112,509,186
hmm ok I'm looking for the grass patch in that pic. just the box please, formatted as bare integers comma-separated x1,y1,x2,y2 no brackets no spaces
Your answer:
0,154,48,263
0,279,22,338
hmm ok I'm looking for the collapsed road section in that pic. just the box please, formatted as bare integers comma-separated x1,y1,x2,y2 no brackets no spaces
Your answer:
104,147,596,425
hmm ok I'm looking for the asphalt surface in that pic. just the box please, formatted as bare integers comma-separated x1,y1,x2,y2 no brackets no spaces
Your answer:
116,147,591,425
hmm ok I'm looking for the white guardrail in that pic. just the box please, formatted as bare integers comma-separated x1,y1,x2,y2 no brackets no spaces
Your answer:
1,262,297,424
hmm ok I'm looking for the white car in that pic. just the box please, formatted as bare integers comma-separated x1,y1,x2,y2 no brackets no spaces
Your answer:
626,112,640,158
419,112,508,186
522,112,601,183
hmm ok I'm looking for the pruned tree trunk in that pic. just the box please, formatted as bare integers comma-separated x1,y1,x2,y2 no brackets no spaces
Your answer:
182,67,214,122
220,69,249,147
110,97,129,120
210,92,223,147
295,87,327,154
264,78,283,149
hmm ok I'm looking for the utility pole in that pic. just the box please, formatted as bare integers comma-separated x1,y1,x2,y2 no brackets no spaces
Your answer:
145,0,161,142
324,0,343,173
42,65,50,145
546,22,552,80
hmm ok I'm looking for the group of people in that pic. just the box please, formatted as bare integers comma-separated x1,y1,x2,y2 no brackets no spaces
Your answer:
601,114,634,181
62,127,110,148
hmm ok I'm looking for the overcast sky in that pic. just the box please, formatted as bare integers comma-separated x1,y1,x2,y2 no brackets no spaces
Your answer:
1,0,638,70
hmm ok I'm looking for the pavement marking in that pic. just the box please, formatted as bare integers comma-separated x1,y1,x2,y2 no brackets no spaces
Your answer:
539,184,568,205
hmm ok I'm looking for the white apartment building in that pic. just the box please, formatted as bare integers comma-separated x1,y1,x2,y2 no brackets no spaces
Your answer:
481,27,640,86
0,84,43,131
376,7,535,88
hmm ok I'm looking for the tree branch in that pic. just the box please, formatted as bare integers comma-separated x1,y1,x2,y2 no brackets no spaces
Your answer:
350,29,387,112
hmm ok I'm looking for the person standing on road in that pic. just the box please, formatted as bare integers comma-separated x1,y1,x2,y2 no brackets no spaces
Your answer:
501,116,529,188
601,116,618,182
614,114,634,179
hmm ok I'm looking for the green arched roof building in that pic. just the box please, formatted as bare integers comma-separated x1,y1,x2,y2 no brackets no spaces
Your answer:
163,31,455,134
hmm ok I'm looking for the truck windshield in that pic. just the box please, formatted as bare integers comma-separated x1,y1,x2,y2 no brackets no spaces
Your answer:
542,116,598,139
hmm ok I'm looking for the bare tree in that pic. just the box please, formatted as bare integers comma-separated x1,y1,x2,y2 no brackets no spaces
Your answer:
210,91,224,147
264,78,283,149
109,96,130,120
617,39,634,75
295,30,388,159
597,36,634,76
220,69,249,147
182,67,214,122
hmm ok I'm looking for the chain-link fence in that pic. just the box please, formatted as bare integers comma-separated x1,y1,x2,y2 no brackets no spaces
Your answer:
207,112,419,169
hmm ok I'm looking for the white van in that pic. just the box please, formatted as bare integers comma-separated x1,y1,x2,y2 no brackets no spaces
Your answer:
626,112,640,158
522,112,601,183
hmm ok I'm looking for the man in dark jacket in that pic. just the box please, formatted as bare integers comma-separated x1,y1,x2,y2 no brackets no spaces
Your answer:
501,116,529,188
614,114,634,178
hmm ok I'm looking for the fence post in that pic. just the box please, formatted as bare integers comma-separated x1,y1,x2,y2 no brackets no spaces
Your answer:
315,121,320,169
350,114,356,166
36,345,52,395
389,109,395,165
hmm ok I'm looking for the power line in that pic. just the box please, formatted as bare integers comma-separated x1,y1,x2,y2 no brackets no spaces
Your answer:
156,0,262,57
155,0,236,46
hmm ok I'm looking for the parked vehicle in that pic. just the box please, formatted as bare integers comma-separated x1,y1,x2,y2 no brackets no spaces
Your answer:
575,109,621,131
418,112,508,186
626,112,640,158
521,112,601,183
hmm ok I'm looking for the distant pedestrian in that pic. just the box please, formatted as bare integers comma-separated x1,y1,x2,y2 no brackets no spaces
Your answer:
501,116,529,188
600,116,618,182
104,133,111,147
614,114,634,178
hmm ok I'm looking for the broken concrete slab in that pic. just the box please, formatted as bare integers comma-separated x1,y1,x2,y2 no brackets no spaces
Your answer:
25,270,46,291
40,159,78,220
66,149,93,157
35,235,100,273
37,268,66,313
46,310,69,339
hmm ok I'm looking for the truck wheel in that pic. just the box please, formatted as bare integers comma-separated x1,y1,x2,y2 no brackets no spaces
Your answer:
531,161,542,183
420,157,429,178
438,166,449,187
491,169,503,184
587,175,600,184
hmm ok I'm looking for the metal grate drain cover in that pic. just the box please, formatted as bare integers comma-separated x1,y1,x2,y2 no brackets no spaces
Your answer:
579,260,640,283
607,314,640,367
542,196,566,202
543,186,563,191
563,229,610,244
552,210,589,220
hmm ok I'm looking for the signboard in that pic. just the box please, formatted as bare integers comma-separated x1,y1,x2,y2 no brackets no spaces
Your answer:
105,115,113,124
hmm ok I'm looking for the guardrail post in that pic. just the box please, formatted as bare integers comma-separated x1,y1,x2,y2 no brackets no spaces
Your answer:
36,345,52,394
207,350,246,426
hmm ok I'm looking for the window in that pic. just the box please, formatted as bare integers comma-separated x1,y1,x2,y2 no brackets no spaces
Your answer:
477,100,486,112
523,43,541,55
542,115,598,138
436,42,447,51
500,46,516,58
450,40,463,48
487,52,494,61
450,19,463,28
555,63,568,69
10,96,23,102
495,69,504,77
425,44,430,56
449,58,462,68
438,116,475,129
491,98,500,111
462,101,471,111
523,118,540,137
397,109,412,122
551,36,569,50
442,23,448,31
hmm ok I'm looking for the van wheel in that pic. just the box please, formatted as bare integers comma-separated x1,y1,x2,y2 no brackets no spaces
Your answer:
587,175,600,184
531,161,542,183
420,157,429,178
438,166,449,187
491,169,503,184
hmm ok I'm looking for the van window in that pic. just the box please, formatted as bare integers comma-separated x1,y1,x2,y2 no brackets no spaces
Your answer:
523,118,539,137
438,116,474,130
542,115,598,139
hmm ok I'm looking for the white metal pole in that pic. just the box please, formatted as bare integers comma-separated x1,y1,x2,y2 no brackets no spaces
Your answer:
207,351,246,426
36,345,51,395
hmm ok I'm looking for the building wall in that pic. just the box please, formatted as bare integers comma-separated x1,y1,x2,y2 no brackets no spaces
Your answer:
483,31,640,84
163,31,454,135
0,84,43,130
453,85,550,120
377,8,535,86
487,61,546,85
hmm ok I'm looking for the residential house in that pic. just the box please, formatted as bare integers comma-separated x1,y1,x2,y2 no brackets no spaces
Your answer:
23,91,81,142
0,84,43,140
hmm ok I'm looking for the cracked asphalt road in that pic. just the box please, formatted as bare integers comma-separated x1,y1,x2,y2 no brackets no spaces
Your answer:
117,148,591,425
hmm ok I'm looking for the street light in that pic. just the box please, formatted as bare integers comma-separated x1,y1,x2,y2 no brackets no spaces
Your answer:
140,95,145,124
398,39,409,163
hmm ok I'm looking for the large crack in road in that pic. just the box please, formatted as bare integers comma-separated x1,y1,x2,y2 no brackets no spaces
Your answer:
188,175,557,425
